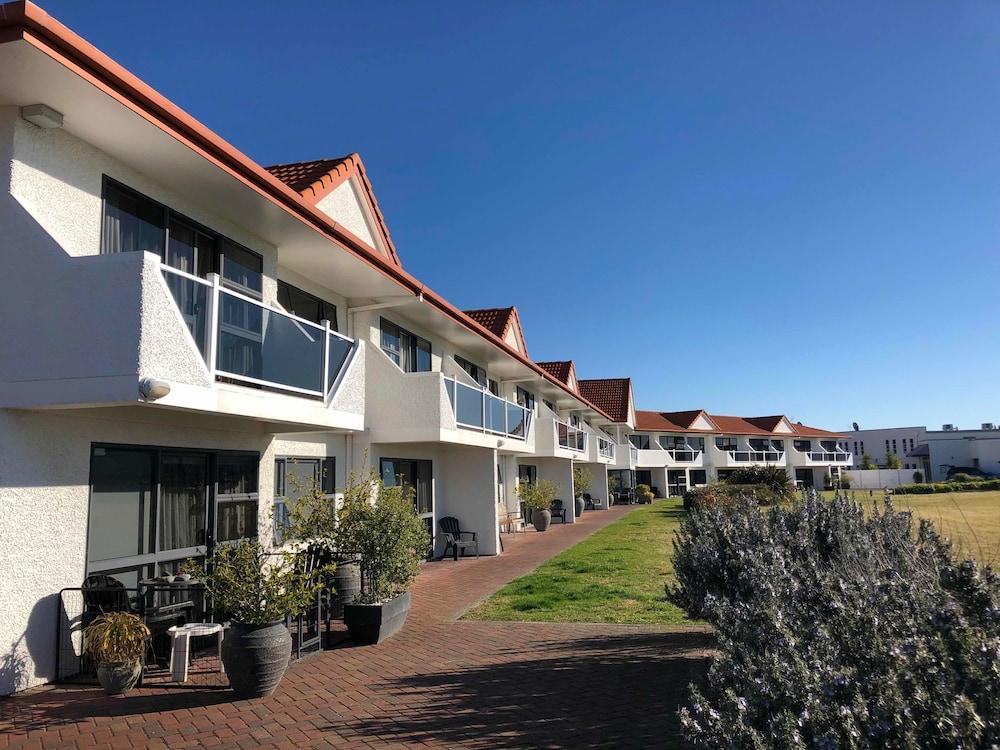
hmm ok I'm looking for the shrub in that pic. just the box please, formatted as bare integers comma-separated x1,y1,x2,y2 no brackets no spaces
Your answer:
183,539,326,624
668,492,1000,748
723,465,794,501
334,468,430,604
859,453,876,470
572,465,592,497
683,483,779,511
635,483,655,503
894,478,1000,495
912,470,924,483
518,478,558,511
83,612,149,665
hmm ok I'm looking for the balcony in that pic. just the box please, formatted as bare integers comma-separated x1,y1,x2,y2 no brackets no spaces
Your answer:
804,451,853,465
162,266,356,400
443,376,532,441
726,450,786,466
557,419,588,453
636,448,704,468
597,436,616,460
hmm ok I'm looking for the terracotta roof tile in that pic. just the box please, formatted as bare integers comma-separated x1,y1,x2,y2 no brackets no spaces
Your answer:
463,307,515,338
265,157,351,192
577,378,632,423
635,409,845,437
536,361,573,385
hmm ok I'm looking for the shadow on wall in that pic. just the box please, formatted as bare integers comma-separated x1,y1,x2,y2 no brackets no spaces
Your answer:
338,629,714,749
1,594,59,696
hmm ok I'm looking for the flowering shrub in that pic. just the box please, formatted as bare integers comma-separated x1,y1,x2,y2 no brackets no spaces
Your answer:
669,490,1000,748
682,483,781,511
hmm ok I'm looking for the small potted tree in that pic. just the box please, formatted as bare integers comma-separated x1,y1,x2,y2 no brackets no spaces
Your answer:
83,611,150,696
518,479,558,531
183,540,327,699
635,483,655,504
573,465,593,517
334,468,429,645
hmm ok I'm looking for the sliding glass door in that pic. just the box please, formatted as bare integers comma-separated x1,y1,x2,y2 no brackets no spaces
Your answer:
86,445,259,587
380,458,433,556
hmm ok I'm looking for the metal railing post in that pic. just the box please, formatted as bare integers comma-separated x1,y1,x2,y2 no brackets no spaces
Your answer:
205,273,221,377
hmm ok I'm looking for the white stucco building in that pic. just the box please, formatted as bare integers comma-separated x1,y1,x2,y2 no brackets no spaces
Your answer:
845,423,1000,481
843,426,926,471
0,2,848,694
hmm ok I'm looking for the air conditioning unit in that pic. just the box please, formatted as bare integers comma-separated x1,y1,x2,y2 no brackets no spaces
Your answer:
942,424,956,431
982,423,996,431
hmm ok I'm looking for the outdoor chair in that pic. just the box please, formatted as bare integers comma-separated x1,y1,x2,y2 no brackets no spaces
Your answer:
438,516,479,561
583,493,596,510
550,500,567,523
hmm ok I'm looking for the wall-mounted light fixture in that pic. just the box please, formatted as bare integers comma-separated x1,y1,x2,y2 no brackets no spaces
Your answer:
139,378,171,401
20,103,63,129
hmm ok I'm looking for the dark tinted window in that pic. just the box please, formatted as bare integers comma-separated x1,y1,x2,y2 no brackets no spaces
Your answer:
277,281,338,329
102,182,164,256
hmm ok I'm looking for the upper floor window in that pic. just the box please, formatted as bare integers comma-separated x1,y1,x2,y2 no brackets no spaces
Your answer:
794,439,811,453
715,436,738,452
381,317,431,373
629,434,650,450
749,438,770,451
277,280,338,329
689,437,706,452
455,355,488,387
101,177,262,297
770,439,784,451
543,399,556,413
515,386,535,411
659,435,685,450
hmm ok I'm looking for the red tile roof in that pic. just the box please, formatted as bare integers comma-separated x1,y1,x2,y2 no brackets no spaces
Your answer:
536,361,575,388
577,378,632,423
265,154,401,268
462,307,528,355
635,410,845,437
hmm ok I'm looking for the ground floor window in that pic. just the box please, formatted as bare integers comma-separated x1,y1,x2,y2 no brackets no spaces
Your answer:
273,456,336,542
795,468,814,488
517,464,537,485
636,470,653,487
87,445,259,589
380,458,433,554
608,470,634,492
716,469,735,481
689,469,708,486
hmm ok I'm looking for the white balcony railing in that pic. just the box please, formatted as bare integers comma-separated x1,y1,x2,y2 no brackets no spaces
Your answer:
807,451,853,463
598,436,616,459
162,265,355,399
555,419,588,453
630,445,638,461
443,376,532,440
667,449,701,463
729,450,785,463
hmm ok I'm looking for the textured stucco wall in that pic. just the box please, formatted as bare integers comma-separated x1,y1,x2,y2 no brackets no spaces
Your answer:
535,457,576,523
0,407,276,695
7,108,278,303
315,180,377,250
329,341,366,417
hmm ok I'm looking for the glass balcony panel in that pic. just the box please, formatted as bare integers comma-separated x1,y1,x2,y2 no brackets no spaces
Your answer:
326,332,354,392
486,394,507,433
455,382,484,427
162,269,209,359
217,292,324,393
507,402,525,437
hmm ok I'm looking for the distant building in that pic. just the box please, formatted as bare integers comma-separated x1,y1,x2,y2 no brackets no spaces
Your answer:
846,423,1000,481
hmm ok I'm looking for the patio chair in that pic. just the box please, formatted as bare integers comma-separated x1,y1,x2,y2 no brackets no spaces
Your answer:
439,516,479,561
550,500,567,524
583,493,596,510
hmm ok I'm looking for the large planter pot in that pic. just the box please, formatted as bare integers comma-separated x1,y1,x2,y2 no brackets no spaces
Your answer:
222,621,292,699
533,508,552,532
330,560,362,621
344,591,411,645
96,661,142,696
575,496,586,517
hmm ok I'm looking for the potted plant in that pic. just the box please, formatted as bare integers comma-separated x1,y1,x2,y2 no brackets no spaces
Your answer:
182,540,326,699
518,479,558,531
635,483,655,504
83,611,150,696
334,468,429,645
573,465,593,517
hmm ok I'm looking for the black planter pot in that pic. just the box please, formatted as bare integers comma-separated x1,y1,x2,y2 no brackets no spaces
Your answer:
533,508,552,531
222,621,292,699
575,496,586,517
96,662,142,696
344,591,411,645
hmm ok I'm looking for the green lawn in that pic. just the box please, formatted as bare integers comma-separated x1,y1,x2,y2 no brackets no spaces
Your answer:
823,489,1000,564
463,499,695,625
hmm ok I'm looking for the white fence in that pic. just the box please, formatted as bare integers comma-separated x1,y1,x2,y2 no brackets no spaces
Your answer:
844,468,924,489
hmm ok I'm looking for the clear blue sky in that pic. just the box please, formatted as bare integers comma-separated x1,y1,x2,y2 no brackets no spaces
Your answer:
43,0,1000,431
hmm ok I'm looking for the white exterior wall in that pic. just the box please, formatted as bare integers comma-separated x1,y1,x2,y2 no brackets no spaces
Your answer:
844,469,922,489
0,407,279,695
923,430,1000,480
314,180,378,251
534,458,576,523
844,427,926,470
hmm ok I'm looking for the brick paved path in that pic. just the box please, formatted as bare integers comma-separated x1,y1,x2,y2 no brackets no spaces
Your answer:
0,505,713,749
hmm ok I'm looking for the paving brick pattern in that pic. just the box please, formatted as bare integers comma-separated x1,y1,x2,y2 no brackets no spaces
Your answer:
0,506,713,749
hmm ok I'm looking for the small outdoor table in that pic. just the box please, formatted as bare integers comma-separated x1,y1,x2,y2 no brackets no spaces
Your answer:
167,622,225,682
